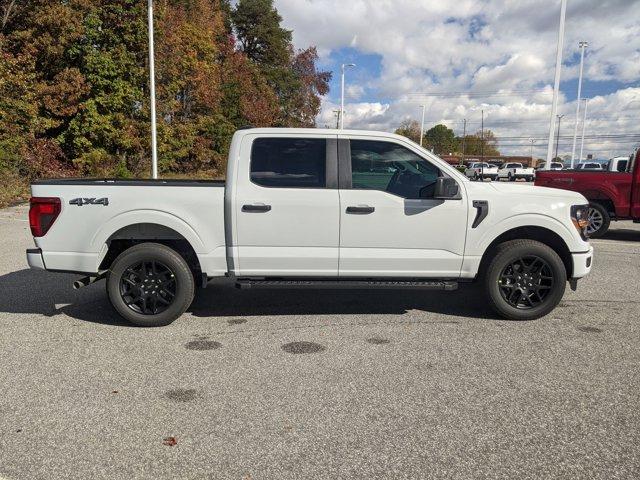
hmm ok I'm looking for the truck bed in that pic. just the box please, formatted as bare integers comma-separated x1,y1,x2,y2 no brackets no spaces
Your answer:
535,169,633,217
30,178,227,276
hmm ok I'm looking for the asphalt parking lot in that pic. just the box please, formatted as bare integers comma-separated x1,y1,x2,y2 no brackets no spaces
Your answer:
1,202,639,480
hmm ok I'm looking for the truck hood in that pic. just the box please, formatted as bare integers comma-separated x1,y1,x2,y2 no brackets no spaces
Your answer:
487,182,587,202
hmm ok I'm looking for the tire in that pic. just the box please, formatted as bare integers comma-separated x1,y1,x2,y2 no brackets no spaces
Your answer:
586,202,610,238
106,243,195,327
483,239,567,320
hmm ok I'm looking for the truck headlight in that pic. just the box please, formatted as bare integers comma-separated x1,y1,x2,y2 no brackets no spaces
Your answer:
571,204,590,239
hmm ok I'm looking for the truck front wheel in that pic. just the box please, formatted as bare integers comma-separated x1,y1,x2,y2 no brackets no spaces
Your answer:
586,202,610,238
484,240,567,320
106,243,195,327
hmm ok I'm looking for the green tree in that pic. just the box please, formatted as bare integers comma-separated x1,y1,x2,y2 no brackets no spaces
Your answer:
424,124,459,155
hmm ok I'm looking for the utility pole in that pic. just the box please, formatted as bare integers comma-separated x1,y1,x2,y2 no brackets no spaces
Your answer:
419,105,426,146
148,0,158,179
461,118,467,165
545,0,568,169
340,63,355,129
332,109,341,129
579,98,588,163
529,138,536,165
570,41,588,168
555,114,565,160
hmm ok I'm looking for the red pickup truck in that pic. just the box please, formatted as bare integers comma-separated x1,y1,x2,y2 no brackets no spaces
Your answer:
535,149,640,237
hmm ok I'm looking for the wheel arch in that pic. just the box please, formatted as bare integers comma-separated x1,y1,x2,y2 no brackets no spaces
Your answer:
97,223,204,284
477,225,573,279
581,189,615,215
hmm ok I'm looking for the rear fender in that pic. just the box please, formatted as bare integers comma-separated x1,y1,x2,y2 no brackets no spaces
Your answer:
92,210,206,266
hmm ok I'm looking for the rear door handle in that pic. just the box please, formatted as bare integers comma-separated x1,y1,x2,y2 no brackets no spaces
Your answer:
242,204,271,212
346,205,375,214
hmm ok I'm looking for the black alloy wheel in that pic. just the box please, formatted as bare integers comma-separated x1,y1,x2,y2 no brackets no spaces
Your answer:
120,260,177,315
498,255,553,309
107,242,195,327
484,239,567,320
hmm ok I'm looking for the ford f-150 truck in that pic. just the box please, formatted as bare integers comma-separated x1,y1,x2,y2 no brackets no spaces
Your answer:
27,128,593,326
536,149,640,238
464,162,499,181
497,163,536,182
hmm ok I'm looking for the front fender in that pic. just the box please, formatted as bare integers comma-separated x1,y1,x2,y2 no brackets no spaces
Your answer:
470,213,585,256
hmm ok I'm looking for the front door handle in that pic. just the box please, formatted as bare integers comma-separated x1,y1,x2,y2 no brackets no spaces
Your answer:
346,205,375,214
242,204,271,212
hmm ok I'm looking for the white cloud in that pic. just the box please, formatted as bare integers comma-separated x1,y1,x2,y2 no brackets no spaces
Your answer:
275,0,640,158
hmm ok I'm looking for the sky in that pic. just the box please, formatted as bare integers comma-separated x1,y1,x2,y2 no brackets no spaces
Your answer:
275,0,640,159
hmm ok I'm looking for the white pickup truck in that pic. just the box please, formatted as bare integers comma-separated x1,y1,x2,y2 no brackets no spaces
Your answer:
27,128,593,326
498,162,536,182
464,162,499,181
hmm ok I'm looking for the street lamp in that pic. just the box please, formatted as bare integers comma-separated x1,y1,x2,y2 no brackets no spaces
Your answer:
545,0,568,169
570,41,588,169
148,0,158,179
555,114,565,161
579,99,589,163
419,104,426,146
340,63,356,130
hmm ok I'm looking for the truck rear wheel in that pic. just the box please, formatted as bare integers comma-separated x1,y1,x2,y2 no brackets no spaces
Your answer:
484,240,566,320
586,202,610,238
106,243,195,327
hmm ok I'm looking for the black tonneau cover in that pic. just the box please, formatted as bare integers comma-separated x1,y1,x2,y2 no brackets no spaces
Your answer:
32,178,225,187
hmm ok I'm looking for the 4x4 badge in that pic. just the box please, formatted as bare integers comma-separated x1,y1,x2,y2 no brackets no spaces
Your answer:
69,198,109,206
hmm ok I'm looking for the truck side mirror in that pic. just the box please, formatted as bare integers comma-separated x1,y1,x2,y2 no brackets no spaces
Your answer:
434,177,460,199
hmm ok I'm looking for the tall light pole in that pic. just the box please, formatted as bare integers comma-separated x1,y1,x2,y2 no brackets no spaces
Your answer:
529,138,537,165
461,118,467,164
555,114,565,160
340,63,355,129
545,0,568,170
579,98,588,163
148,0,158,179
419,104,426,146
570,41,588,169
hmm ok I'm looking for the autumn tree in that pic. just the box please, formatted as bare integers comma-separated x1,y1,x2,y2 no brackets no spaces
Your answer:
0,0,331,203
394,119,421,144
459,129,500,157
232,0,330,126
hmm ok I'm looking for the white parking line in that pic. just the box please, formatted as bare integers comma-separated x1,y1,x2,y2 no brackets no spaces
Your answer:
590,240,640,248
0,215,27,222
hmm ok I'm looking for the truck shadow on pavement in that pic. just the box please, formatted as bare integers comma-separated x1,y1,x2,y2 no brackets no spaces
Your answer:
601,228,640,242
0,269,500,325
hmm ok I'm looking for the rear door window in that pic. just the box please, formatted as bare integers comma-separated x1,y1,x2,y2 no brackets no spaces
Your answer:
250,138,326,188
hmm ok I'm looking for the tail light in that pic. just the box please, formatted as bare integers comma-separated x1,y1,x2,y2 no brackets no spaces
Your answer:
29,197,61,237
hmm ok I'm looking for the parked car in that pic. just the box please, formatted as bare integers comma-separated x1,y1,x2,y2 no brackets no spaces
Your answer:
536,149,640,237
497,162,536,182
575,162,604,170
607,156,630,173
464,161,499,181
536,162,564,171
27,128,593,326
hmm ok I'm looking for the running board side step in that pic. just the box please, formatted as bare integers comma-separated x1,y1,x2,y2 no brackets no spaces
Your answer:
235,279,458,290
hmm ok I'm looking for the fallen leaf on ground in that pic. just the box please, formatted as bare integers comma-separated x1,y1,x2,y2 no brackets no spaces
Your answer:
163,436,177,446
